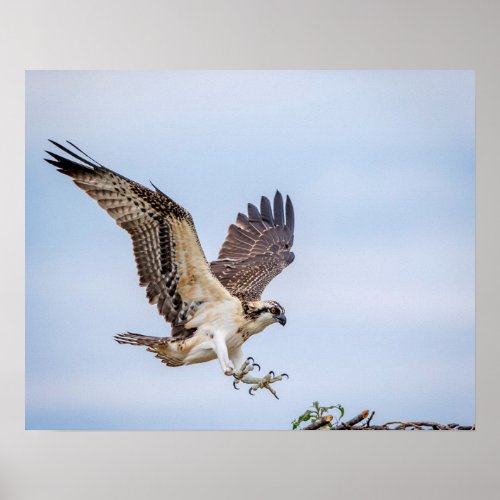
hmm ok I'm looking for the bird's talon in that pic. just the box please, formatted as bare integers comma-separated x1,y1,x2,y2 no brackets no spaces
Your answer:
231,357,289,398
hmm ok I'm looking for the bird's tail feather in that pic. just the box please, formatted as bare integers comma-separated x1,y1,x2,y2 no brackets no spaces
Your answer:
114,332,185,367
114,332,164,348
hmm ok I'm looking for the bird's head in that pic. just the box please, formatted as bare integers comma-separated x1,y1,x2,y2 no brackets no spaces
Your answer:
243,300,287,330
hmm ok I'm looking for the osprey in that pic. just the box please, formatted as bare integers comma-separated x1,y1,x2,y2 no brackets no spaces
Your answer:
45,141,295,398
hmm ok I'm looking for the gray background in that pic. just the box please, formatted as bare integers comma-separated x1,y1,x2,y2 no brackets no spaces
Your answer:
1,0,498,498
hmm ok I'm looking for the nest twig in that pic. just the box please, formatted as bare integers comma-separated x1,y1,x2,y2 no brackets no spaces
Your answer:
304,409,475,430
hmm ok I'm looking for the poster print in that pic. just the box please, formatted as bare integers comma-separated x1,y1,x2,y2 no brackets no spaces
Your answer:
26,71,474,430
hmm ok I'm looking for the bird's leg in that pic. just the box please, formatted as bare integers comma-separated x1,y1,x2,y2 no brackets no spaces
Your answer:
211,332,235,375
231,358,288,399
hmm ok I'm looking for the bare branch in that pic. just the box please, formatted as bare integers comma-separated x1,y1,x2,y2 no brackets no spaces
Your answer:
303,415,333,430
332,409,369,429
366,411,375,427
297,409,477,431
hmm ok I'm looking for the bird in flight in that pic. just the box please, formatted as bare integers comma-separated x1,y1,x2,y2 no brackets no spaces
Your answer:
45,141,295,398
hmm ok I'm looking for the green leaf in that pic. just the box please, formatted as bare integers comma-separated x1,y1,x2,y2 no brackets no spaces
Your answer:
292,400,346,429
292,409,314,429
338,405,345,418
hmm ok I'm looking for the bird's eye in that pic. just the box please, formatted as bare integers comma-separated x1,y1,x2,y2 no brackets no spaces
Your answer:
270,307,279,315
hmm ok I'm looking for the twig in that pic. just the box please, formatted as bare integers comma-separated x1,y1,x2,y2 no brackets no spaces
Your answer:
303,415,333,430
301,409,477,431
333,409,370,430
365,411,375,428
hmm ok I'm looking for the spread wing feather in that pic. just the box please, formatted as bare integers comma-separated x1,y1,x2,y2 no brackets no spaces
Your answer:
210,191,295,301
45,140,232,334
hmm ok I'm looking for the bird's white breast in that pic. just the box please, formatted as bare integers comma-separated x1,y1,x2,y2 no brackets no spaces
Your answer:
186,297,242,331
178,298,275,366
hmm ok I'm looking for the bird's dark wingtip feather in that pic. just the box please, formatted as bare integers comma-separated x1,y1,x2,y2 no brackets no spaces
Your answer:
260,195,273,224
46,139,102,169
273,190,284,226
45,150,64,161
48,139,63,148
247,202,262,221
285,195,294,232
236,212,249,227
66,140,105,167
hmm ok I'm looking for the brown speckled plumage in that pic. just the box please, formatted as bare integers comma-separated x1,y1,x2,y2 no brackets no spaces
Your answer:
45,141,295,371
45,140,230,340
210,191,295,301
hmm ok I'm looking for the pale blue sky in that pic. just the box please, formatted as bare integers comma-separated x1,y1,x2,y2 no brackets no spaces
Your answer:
26,70,474,429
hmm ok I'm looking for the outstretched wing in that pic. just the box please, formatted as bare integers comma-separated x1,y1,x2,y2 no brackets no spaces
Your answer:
210,191,295,301
45,140,232,331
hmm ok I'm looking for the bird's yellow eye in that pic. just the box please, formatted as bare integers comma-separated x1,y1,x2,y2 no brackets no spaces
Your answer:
270,307,279,315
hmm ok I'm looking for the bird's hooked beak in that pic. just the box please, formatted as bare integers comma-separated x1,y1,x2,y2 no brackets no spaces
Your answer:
275,314,287,326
